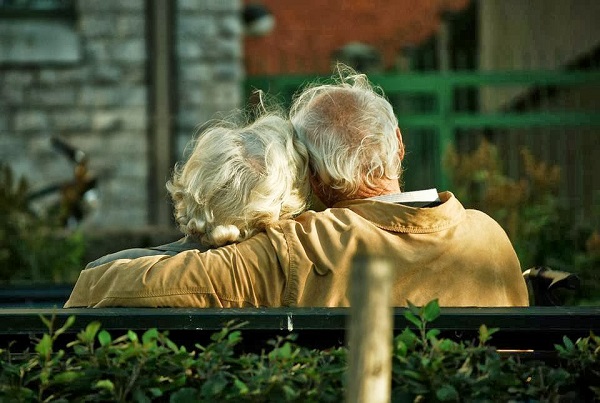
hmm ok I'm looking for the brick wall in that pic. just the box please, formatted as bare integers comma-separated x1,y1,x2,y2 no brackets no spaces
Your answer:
243,0,469,74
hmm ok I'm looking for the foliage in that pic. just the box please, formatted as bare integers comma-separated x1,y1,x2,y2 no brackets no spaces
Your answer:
0,318,346,402
392,300,598,402
444,139,600,304
0,164,85,284
0,300,598,402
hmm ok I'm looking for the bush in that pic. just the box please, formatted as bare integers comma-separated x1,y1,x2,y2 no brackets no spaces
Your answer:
0,164,85,284
444,140,600,305
1,301,598,402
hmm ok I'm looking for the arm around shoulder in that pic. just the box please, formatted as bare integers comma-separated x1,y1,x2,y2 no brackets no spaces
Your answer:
64,233,287,308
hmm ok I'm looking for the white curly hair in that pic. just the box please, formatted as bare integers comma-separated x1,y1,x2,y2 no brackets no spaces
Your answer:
289,64,402,197
166,111,310,247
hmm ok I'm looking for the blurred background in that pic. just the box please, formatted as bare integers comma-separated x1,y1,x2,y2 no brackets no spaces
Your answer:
0,0,598,305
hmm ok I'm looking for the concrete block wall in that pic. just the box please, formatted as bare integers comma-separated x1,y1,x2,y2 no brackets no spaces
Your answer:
175,0,243,159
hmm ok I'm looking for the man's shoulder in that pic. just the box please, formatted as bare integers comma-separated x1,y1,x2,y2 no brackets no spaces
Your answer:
463,207,509,233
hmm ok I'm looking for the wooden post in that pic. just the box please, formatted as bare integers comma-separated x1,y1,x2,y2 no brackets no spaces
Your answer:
346,256,393,403
148,0,174,226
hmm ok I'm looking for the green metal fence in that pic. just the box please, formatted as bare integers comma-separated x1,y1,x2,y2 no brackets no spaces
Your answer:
245,70,600,218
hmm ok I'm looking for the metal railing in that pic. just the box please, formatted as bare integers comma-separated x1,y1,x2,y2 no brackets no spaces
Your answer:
245,69,600,214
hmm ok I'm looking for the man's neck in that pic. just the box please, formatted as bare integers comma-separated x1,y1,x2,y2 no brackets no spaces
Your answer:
325,179,401,206
354,183,401,199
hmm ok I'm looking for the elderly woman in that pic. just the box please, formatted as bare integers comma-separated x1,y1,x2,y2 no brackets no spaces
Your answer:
85,110,309,268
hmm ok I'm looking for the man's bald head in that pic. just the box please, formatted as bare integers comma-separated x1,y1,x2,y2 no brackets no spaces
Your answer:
290,65,403,202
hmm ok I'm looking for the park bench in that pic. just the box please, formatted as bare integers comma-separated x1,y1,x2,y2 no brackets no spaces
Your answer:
0,306,598,355
0,267,595,354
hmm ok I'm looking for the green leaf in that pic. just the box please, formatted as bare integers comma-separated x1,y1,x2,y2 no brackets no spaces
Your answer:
210,327,229,342
201,375,228,396
40,367,50,384
149,388,163,397
142,328,159,345
397,328,418,349
395,340,408,357
271,342,292,360
38,315,53,332
422,299,440,322
404,311,422,329
437,338,456,352
401,369,423,381
132,389,151,403
283,384,299,399
95,379,115,391
406,300,420,316
562,335,575,351
53,371,82,383
170,388,199,402
426,329,440,341
128,330,139,343
436,384,459,401
478,324,499,345
35,334,52,358
98,330,112,346
228,330,242,344
54,315,76,338
80,321,102,344
165,337,180,352
234,378,249,394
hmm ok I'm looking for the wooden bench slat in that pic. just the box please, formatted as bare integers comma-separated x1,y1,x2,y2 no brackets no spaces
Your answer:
0,307,597,351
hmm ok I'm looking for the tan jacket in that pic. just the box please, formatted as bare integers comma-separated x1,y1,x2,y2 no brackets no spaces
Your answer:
65,192,529,308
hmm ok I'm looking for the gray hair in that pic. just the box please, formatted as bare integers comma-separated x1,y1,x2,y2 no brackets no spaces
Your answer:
167,112,310,247
289,64,401,197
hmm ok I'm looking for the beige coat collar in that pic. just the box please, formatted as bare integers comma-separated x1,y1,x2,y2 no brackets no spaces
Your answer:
333,191,466,234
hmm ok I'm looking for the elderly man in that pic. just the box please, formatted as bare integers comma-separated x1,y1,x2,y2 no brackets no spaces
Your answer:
65,66,529,308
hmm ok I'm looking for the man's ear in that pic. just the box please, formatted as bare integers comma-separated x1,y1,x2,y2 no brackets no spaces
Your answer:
396,127,405,161
309,168,336,208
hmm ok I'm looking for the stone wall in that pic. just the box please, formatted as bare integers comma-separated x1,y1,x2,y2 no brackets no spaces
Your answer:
175,0,243,158
0,0,243,233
